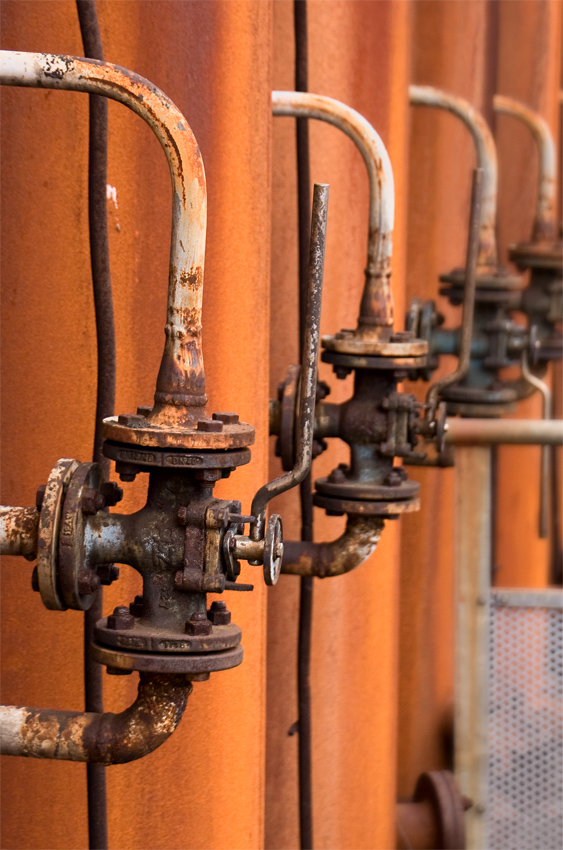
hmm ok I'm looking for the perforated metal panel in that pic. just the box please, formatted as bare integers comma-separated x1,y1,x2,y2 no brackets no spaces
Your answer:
487,591,563,850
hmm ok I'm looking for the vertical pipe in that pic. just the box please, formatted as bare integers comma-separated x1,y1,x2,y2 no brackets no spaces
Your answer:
454,447,491,850
294,3,314,847
75,4,111,849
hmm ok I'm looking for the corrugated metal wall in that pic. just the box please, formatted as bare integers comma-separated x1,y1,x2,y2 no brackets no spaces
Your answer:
0,2,560,848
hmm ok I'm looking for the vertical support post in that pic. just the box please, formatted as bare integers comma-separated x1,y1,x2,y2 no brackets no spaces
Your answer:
454,446,491,849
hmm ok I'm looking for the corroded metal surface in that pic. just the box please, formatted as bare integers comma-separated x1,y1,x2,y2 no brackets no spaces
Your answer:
0,506,38,559
0,50,208,430
272,90,395,330
410,85,498,268
282,515,384,577
0,673,192,763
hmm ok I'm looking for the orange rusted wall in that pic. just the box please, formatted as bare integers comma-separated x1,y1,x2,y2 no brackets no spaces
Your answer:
1,2,272,849
398,0,562,801
267,3,411,848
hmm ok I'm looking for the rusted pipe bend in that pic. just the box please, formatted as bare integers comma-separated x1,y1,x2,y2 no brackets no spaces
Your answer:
281,515,384,577
0,506,39,559
409,85,498,267
272,90,395,329
0,673,192,764
494,95,557,243
0,51,207,425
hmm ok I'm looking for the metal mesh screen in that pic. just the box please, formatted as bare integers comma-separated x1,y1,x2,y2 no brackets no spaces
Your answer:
487,592,563,850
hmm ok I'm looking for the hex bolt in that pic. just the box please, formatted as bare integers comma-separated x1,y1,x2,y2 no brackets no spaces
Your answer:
136,405,152,417
77,569,101,596
107,606,135,631
117,413,145,427
384,469,403,487
391,330,414,342
212,412,239,425
35,485,46,511
129,595,144,617
185,611,213,636
100,481,123,506
328,467,346,484
197,419,223,432
96,563,120,586
316,380,331,401
31,565,39,593
207,600,231,626
81,488,105,515
334,366,352,380
195,469,222,483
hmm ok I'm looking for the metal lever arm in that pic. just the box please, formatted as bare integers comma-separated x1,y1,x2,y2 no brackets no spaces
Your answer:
251,183,328,539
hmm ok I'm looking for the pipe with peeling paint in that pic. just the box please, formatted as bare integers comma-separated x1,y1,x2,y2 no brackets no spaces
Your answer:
281,515,384,577
272,90,395,329
494,95,557,243
409,85,498,267
0,51,207,425
0,506,39,559
0,673,192,763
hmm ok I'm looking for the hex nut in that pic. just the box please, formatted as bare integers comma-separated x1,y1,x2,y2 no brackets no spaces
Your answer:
136,406,152,417
186,612,213,636
77,569,101,596
129,595,144,617
97,563,120,586
117,413,145,427
81,488,105,515
100,481,123,506
197,419,223,432
212,412,239,425
207,600,231,625
107,606,135,631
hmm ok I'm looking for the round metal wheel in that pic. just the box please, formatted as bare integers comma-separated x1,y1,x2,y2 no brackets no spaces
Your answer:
263,514,283,586
37,459,80,611
58,462,103,610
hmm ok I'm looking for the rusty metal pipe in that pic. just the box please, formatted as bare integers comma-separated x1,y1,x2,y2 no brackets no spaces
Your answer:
0,673,192,764
0,506,39,559
251,183,328,537
281,515,384,577
0,51,207,424
273,90,395,329
494,95,557,243
445,417,562,445
410,85,498,267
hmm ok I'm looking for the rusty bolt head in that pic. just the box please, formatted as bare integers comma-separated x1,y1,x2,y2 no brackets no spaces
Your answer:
316,381,331,401
186,612,213,636
136,406,152,417
107,606,135,631
334,366,352,380
328,467,346,484
100,481,123,506
31,565,39,593
117,413,145,427
197,419,223,432
212,412,239,425
384,469,403,487
96,563,120,586
195,469,222,483
207,600,231,626
36,485,46,511
129,595,144,617
81,488,105,515
391,330,414,342
77,569,101,596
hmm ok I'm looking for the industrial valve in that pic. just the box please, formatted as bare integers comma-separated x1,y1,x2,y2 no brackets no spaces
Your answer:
0,52,326,764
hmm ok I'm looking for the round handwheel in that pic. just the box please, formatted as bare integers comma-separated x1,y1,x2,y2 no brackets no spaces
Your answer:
37,458,80,610
263,514,284,586
58,462,103,610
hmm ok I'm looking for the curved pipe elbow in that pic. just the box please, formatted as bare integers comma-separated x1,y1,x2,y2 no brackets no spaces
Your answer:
272,90,395,328
0,673,192,764
281,515,385,578
409,85,498,268
0,51,207,421
493,95,557,243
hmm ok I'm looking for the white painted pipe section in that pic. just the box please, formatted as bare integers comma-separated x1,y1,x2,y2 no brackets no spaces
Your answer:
409,85,498,267
0,51,208,422
494,95,557,243
272,90,395,327
445,417,562,445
